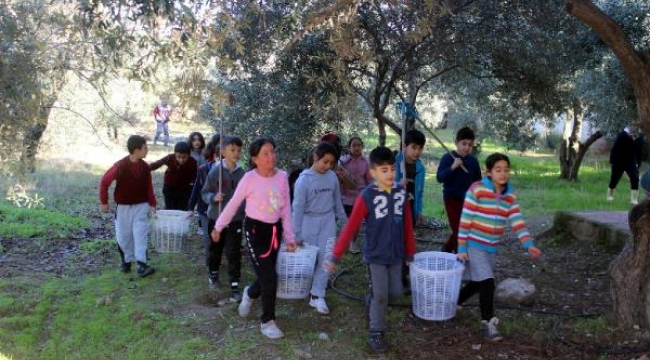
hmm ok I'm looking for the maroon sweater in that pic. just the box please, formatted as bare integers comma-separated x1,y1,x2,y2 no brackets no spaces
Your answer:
149,154,198,189
100,156,156,206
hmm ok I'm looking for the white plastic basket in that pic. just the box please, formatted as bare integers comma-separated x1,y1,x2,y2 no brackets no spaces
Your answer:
410,251,465,321
152,210,190,253
276,244,319,299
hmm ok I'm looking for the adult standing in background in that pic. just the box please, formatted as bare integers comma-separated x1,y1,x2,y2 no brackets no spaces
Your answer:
153,95,172,147
608,125,640,205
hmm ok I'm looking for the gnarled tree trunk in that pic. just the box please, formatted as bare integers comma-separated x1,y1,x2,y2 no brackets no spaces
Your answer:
558,102,602,181
377,119,387,147
609,201,650,328
20,102,54,173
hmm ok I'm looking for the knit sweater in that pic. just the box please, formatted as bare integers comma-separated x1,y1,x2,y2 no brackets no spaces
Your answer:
457,176,534,254
99,156,156,206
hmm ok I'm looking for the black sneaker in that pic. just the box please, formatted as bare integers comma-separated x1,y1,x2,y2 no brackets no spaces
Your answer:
208,271,220,289
367,331,388,353
137,263,155,278
120,262,132,273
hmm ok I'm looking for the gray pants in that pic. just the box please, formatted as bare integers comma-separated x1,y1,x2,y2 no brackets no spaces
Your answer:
115,203,149,264
368,263,403,332
301,213,336,298
154,121,169,145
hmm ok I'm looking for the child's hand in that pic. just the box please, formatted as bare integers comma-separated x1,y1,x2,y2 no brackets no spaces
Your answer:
325,260,337,274
185,211,194,219
100,204,109,213
149,206,156,215
417,214,425,225
285,241,297,252
527,246,541,259
211,229,221,243
451,157,463,170
457,252,468,262
214,193,225,202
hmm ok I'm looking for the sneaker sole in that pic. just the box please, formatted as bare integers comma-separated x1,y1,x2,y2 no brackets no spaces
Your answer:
309,301,330,315
138,269,155,278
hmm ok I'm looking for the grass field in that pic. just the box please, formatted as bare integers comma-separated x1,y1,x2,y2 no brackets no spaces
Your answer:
0,119,641,359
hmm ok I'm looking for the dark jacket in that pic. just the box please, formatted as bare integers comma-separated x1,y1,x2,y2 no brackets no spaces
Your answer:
610,130,637,168
150,154,198,189
436,151,482,201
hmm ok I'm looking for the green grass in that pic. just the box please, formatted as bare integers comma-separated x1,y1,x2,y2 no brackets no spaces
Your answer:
0,201,89,238
0,260,215,360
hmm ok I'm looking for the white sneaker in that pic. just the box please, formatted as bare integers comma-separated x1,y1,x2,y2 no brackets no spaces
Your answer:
309,297,330,314
238,286,253,317
260,320,284,339
196,227,205,236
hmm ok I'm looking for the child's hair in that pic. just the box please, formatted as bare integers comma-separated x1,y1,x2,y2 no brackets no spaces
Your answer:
312,141,340,163
347,136,364,148
485,152,510,171
369,146,395,167
222,135,243,149
209,133,221,147
456,126,475,142
404,129,426,147
126,135,147,154
248,137,275,169
202,141,217,160
174,141,192,155
188,132,205,150
320,132,343,155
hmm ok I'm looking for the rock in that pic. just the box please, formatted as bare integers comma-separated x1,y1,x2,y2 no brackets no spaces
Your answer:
495,277,537,306
472,343,482,351
293,348,312,359
95,295,114,307
317,332,330,341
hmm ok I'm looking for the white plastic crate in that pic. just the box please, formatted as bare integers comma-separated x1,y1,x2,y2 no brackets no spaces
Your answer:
152,210,190,253
276,244,319,299
410,251,465,321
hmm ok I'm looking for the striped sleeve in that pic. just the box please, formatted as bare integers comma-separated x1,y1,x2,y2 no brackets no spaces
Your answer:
457,184,479,253
506,196,534,250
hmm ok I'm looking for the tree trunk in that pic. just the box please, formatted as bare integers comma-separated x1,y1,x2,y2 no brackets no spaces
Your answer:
609,201,650,328
20,104,53,173
377,120,386,147
558,102,602,181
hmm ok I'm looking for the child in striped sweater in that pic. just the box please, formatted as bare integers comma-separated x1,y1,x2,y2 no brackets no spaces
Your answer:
456,152,541,342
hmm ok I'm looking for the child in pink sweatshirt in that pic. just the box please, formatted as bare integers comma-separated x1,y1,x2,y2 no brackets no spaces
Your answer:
211,137,296,340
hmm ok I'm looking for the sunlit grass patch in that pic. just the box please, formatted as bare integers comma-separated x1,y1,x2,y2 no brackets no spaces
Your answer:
0,202,89,238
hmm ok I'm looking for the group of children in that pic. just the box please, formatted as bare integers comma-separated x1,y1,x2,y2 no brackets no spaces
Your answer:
98,126,541,352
